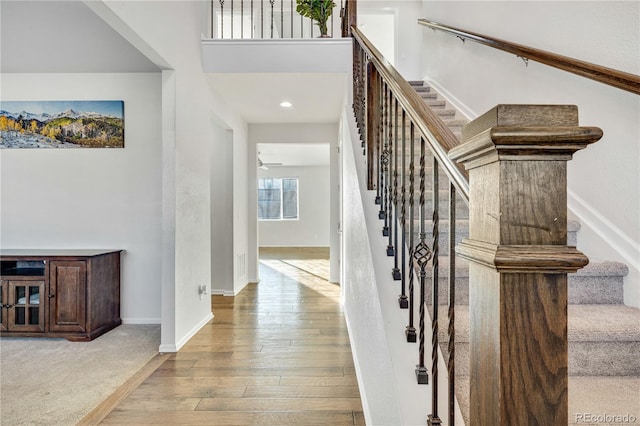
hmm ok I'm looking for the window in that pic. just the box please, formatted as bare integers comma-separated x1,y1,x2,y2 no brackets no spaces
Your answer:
258,178,298,220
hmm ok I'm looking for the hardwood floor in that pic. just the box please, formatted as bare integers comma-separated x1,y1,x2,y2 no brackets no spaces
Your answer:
101,254,364,425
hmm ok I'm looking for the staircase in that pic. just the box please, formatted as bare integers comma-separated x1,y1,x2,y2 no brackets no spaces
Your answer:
398,80,640,425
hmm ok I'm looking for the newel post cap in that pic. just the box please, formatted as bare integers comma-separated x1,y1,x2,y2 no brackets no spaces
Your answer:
448,105,603,169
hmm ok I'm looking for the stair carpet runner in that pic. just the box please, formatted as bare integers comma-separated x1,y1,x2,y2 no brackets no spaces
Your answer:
395,81,640,425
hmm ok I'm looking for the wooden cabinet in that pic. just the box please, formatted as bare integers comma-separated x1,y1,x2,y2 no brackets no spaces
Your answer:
0,250,121,341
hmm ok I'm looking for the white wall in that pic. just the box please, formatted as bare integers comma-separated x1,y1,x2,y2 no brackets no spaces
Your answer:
420,1,640,306
258,166,330,247
211,126,234,295
248,123,339,282
359,1,423,79
0,73,163,323
100,0,250,350
341,102,441,425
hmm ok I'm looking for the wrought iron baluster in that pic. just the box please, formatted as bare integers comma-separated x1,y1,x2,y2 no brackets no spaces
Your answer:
261,0,264,38
300,13,303,38
219,0,225,38
427,157,441,422
251,0,254,38
398,109,408,308
281,0,284,38
405,122,417,343
447,182,456,426
241,0,244,38
391,98,401,277
381,86,390,234
310,17,313,37
214,0,215,38
383,86,391,239
375,76,383,208
415,136,432,386
361,55,367,152
230,0,234,38
269,0,275,38
290,0,293,37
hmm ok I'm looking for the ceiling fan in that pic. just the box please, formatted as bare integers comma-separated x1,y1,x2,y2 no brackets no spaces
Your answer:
257,154,283,170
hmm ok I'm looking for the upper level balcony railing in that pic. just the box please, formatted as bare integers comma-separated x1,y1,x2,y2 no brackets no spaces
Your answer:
208,0,345,39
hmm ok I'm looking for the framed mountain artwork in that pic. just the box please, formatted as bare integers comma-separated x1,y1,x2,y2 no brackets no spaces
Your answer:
0,100,124,148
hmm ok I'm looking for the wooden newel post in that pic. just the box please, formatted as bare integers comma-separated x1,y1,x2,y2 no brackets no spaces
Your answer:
448,105,603,425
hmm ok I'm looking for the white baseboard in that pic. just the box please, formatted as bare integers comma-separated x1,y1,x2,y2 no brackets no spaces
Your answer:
121,318,161,325
343,308,373,426
234,279,250,295
569,190,639,270
159,312,213,353
424,76,477,121
569,190,640,307
158,343,177,353
211,289,235,296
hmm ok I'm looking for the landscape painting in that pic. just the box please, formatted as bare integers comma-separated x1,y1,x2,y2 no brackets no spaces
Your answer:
0,100,124,148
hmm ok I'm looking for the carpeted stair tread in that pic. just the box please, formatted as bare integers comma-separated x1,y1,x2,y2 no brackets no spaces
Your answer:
568,304,640,342
438,304,640,343
420,257,626,279
574,260,629,277
453,376,640,426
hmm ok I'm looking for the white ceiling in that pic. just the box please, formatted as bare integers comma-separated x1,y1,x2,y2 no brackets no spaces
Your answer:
206,73,347,123
1,1,344,166
0,1,160,73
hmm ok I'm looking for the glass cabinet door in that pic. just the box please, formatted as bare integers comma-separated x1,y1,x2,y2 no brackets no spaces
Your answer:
7,280,45,332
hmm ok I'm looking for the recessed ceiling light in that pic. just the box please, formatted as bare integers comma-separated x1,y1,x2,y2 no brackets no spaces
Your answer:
280,101,292,108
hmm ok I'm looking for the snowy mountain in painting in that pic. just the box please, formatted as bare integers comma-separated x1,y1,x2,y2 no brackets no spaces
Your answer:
0,109,117,122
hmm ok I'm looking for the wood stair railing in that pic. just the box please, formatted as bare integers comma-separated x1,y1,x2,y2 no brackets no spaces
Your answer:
418,19,640,95
350,25,604,425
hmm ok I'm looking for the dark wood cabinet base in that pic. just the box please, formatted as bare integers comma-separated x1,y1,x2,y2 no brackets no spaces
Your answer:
0,250,122,341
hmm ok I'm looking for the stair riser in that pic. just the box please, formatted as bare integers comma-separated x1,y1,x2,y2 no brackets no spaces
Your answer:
381,200,470,219
401,228,580,255
440,342,640,376
413,274,625,305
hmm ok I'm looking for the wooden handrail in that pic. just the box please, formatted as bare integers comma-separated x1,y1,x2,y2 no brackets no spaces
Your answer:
418,19,640,95
351,25,470,202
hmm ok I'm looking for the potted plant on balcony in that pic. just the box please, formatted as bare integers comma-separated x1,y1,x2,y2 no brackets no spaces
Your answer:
296,0,336,38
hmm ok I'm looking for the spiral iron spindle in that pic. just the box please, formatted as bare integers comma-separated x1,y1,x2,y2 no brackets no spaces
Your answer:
427,157,442,423
447,182,457,426
376,77,384,210
391,98,401,276
360,52,367,152
405,122,417,343
270,0,275,38
398,109,408,308
381,86,390,236
384,89,393,244
360,54,366,146
210,0,214,38
219,0,225,38
414,136,432,385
